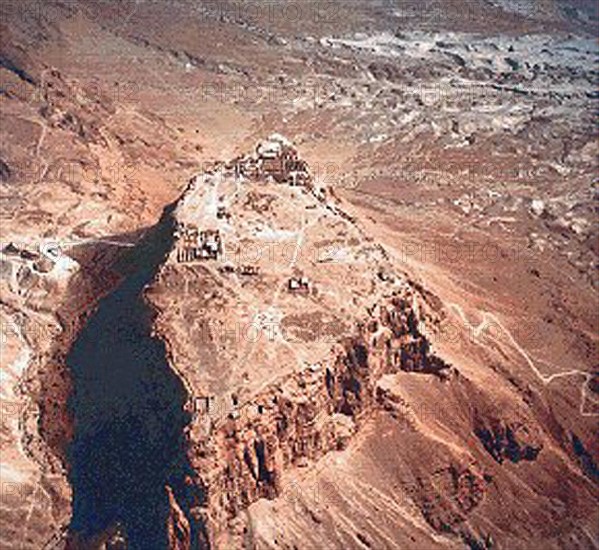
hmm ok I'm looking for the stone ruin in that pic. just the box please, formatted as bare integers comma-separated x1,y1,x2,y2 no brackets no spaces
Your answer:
232,133,312,186
175,224,223,263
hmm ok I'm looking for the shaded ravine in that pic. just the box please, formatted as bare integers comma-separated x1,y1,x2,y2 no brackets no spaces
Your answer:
66,203,202,549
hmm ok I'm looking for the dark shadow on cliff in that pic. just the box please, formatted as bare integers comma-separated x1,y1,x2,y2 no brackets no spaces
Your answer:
63,202,206,549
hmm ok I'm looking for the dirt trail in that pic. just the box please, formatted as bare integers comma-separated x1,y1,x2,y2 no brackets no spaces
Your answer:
450,303,599,417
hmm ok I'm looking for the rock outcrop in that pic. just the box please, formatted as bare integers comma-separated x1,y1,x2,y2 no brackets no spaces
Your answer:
166,486,192,550
474,417,543,464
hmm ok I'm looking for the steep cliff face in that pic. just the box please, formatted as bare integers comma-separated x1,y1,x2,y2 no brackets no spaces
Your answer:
187,291,452,543
139,146,488,548
166,486,192,550
146,142,598,550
